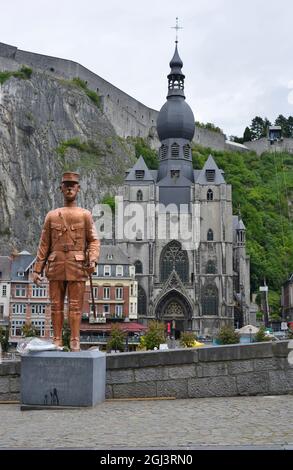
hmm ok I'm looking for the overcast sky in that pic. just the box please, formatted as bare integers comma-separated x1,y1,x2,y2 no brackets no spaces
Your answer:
1,0,293,137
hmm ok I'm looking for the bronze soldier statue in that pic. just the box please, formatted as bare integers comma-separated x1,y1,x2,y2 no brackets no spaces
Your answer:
33,172,100,352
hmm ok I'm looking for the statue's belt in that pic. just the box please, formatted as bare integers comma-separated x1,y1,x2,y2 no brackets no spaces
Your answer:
52,244,84,252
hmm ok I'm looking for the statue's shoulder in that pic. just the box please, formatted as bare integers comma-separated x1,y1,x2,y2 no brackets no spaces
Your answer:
80,208,92,218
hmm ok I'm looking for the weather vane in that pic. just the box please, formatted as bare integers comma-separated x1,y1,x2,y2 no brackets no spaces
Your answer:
171,17,183,44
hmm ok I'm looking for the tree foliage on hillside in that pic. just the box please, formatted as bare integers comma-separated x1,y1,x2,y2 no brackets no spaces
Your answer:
192,144,293,296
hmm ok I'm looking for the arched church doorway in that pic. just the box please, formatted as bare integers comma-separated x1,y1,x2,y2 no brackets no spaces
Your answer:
155,290,192,339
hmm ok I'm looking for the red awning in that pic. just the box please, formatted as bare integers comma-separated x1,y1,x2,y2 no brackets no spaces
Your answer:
80,321,147,333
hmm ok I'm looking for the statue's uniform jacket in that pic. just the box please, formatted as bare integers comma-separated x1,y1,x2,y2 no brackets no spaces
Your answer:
34,206,100,279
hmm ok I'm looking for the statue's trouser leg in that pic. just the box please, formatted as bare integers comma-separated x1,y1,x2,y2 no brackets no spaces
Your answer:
49,280,66,347
67,281,86,352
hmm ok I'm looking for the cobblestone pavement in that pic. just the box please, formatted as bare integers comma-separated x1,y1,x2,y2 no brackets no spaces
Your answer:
0,395,292,449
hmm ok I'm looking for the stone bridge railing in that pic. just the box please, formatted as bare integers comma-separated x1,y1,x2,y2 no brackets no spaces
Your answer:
0,341,292,402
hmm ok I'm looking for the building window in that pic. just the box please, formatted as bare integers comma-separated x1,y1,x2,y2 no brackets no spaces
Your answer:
129,266,135,277
31,304,46,315
170,169,180,179
93,287,99,299
17,271,24,277
202,284,218,315
15,284,26,297
130,284,134,296
183,144,190,159
206,260,216,274
171,142,179,158
11,320,25,336
32,284,47,297
104,265,111,276
107,253,113,260
0,304,4,320
135,170,145,179
138,285,147,315
160,240,189,282
1,285,7,297
12,303,26,315
103,287,110,299
136,190,143,201
160,144,168,159
31,320,45,337
136,229,143,241
207,229,214,241
116,287,123,300
207,189,213,201
103,304,110,315
115,304,123,318
134,260,143,274
116,265,123,277
206,169,215,182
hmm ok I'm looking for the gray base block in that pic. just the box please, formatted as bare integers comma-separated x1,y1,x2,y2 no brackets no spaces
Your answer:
21,350,106,407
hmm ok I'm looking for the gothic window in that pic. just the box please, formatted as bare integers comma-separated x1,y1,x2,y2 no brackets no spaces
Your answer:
137,190,143,201
134,260,143,274
160,240,189,282
138,285,146,315
206,260,216,274
171,143,179,158
183,144,190,159
207,229,214,241
202,284,218,315
207,189,213,201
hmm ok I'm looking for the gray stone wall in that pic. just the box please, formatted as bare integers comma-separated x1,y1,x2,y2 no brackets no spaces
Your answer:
245,137,293,155
1,342,292,402
106,342,293,399
0,42,236,153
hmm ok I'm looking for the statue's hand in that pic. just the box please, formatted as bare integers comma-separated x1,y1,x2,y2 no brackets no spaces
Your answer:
33,272,42,285
86,262,96,275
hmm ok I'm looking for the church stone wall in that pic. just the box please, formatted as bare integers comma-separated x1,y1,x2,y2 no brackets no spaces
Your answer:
245,137,293,155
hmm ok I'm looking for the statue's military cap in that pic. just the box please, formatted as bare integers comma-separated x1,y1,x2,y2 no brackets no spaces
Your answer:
61,172,80,183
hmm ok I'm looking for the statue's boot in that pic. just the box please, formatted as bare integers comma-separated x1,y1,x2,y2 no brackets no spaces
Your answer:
51,307,64,347
69,301,81,352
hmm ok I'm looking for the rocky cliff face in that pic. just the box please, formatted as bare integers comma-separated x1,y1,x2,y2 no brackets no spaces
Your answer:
0,70,135,255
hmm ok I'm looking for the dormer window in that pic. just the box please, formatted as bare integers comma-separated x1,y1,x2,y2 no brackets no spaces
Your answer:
206,169,215,182
17,271,24,277
106,253,113,260
171,143,179,158
171,170,180,179
135,170,144,179
207,189,213,201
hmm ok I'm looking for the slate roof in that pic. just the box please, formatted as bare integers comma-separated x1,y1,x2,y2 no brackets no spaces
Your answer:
11,253,35,281
0,256,12,280
98,245,131,265
125,156,155,182
196,155,226,185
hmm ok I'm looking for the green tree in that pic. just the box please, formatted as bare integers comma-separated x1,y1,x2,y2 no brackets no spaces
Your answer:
107,324,125,352
142,321,166,350
243,126,252,142
0,326,9,352
287,116,293,137
179,331,197,347
275,114,290,137
250,116,270,140
255,326,271,342
22,322,37,337
216,325,240,345
62,320,71,350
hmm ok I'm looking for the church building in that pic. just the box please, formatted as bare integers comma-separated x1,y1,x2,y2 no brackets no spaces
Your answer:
116,41,250,337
